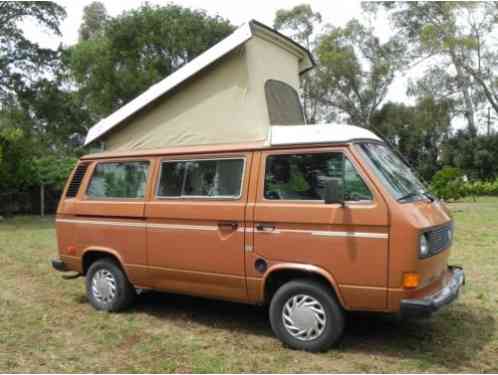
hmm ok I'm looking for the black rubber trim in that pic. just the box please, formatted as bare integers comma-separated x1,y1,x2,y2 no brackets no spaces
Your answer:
51,259,67,272
400,266,465,318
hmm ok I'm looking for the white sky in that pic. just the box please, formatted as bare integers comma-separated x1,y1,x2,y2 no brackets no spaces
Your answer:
22,0,433,119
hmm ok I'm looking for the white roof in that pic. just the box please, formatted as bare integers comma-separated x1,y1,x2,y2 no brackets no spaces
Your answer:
269,124,382,146
84,20,314,146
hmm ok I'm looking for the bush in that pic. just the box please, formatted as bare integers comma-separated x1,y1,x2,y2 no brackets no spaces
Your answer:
463,179,498,196
430,167,466,201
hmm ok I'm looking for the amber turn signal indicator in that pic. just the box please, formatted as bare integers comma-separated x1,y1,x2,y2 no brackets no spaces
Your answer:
403,272,421,289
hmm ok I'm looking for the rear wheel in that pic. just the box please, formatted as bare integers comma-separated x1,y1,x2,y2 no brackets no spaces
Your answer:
86,258,135,312
269,279,344,352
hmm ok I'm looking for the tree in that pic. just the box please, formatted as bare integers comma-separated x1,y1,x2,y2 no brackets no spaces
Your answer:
79,1,108,41
316,19,406,127
0,1,66,101
33,155,76,216
371,97,452,180
0,107,37,197
16,75,91,153
441,130,498,180
66,3,233,121
370,2,498,133
274,4,322,50
273,4,323,123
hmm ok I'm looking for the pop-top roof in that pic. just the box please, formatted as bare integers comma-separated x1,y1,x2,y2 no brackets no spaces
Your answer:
84,20,315,146
270,124,382,145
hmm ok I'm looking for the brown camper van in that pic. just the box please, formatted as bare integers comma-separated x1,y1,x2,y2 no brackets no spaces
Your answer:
52,124,464,352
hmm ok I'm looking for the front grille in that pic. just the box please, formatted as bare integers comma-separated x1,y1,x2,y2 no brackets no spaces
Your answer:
427,223,452,255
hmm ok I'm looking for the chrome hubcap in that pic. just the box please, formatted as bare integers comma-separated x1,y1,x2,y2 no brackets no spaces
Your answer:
91,269,117,303
282,294,327,341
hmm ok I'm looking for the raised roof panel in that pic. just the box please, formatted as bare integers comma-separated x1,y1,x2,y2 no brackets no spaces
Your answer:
269,125,381,146
84,20,314,148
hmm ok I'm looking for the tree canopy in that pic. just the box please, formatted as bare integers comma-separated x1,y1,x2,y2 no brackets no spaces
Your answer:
66,3,233,121
316,19,406,127
0,1,66,102
3,1,498,215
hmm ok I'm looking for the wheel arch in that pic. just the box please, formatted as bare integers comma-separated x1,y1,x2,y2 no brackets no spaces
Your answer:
81,247,127,276
261,263,347,309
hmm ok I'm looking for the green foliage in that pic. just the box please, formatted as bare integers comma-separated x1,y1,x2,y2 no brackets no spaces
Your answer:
66,3,233,120
0,112,37,192
372,97,452,181
441,130,498,180
430,167,466,201
33,156,77,189
273,4,323,123
274,4,322,48
316,19,406,126
16,77,92,153
0,103,77,209
463,179,498,197
79,1,108,41
0,1,66,101
372,2,498,132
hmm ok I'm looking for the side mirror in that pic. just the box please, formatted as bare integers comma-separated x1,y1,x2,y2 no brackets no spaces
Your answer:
324,177,345,205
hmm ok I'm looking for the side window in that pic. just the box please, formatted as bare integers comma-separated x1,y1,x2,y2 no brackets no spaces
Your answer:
344,158,373,202
264,153,372,202
87,161,149,199
157,158,244,198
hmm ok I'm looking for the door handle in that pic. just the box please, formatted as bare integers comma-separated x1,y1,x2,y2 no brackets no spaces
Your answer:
256,223,276,232
218,222,238,230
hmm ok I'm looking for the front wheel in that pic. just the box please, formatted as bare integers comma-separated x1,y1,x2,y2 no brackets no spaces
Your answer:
86,258,135,312
269,279,345,352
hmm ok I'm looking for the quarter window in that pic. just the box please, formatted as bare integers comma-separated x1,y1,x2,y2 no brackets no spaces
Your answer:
87,161,149,199
157,158,244,198
264,153,372,201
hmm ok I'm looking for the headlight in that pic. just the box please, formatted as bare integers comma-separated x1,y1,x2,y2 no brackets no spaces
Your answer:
419,233,430,258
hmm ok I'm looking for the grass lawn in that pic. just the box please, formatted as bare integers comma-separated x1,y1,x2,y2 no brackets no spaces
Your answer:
0,199,497,373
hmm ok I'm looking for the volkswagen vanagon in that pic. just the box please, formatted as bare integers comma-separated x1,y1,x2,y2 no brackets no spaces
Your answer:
52,124,464,352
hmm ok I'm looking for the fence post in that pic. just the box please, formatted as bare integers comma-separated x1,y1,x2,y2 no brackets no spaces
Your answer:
40,183,45,217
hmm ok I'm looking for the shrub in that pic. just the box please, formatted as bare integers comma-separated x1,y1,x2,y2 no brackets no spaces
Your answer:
430,167,466,201
463,179,498,196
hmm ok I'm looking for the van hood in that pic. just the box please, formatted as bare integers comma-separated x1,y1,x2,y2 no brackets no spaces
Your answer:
406,199,452,230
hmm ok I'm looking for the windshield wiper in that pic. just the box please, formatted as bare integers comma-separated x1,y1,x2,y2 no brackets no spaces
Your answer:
422,191,435,202
397,192,421,202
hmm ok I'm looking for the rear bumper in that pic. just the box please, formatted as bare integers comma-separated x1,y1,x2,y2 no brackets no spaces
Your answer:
51,258,67,272
400,266,465,317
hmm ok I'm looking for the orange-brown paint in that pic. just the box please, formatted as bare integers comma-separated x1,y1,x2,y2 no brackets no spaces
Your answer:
55,141,455,313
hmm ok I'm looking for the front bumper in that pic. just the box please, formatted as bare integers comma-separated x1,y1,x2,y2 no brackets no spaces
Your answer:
400,266,465,317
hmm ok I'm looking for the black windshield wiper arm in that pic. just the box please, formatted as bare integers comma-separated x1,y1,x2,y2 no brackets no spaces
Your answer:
397,192,420,202
422,191,435,202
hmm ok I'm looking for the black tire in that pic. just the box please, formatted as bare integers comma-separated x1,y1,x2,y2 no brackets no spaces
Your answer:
269,279,345,352
85,258,135,312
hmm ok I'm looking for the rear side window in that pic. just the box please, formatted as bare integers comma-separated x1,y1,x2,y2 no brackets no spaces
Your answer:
157,158,244,199
66,163,89,198
87,161,149,199
264,153,372,201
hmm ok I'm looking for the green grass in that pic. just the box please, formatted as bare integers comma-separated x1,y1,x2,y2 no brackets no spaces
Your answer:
0,199,497,373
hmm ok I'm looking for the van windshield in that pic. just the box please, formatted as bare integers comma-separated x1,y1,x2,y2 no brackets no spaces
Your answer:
359,143,427,202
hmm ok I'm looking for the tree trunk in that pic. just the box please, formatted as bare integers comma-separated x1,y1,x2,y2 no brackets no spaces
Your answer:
450,51,476,134
40,183,45,217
